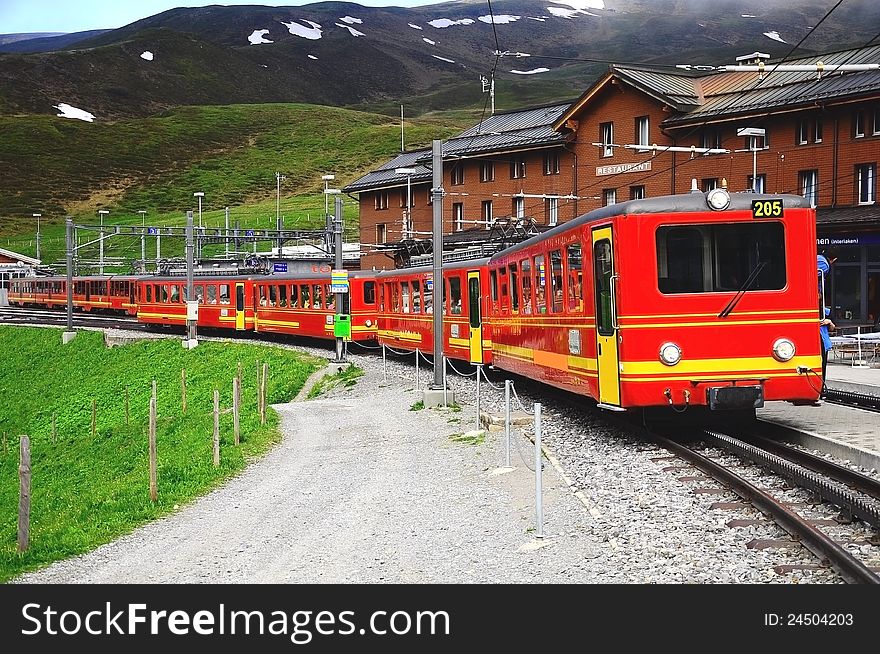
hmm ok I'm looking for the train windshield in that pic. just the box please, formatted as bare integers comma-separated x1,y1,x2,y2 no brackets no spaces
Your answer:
656,222,786,294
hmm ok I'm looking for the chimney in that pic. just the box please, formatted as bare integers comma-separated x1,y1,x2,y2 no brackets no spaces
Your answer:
735,51,771,66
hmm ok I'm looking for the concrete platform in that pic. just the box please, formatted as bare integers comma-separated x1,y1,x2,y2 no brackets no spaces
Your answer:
756,361,880,472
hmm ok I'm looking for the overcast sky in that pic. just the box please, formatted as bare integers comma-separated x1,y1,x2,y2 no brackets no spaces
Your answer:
0,1,441,34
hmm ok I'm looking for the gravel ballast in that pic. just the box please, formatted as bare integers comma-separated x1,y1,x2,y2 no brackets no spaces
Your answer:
13,334,845,583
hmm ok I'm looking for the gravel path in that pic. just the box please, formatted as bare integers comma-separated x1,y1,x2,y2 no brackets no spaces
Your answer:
13,333,851,583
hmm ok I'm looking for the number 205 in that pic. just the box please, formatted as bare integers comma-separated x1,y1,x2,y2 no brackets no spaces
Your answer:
752,199,783,218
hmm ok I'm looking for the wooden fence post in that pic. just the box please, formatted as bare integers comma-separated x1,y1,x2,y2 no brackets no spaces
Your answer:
256,360,262,413
125,386,130,426
149,382,157,503
181,368,187,414
213,389,220,466
237,361,242,388
18,435,31,553
233,377,241,446
261,363,269,425
91,398,97,437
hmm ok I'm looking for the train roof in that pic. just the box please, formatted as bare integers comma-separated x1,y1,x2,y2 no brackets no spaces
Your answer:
25,274,147,281
135,270,376,283
375,257,491,278
490,191,813,261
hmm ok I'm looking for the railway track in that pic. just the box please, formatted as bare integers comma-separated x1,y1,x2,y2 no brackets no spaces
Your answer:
822,387,880,412
0,306,146,331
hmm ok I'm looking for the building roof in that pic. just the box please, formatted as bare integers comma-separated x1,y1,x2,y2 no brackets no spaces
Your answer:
0,247,40,266
343,103,571,194
817,205,880,226
556,44,880,132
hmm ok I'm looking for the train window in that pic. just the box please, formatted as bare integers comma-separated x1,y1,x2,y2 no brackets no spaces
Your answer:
490,270,498,304
566,243,584,312
258,285,267,307
300,285,310,309
183,286,190,302
656,223,785,294
270,286,279,307
161,285,169,303
468,276,480,328
153,284,159,302
279,285,288,307
520,259,532,314
535,255,547,314
219,284,230,305
391,283,399,312
422,277,433,314
411,280,421,314
510,263,519,312
171,285,180,303
195,284,205,304
206,285,216,304
401,282,410,313
550,250,564,314
326,285,335,311
594,240,615,336
363,281,376,305
290,284,299,308
449,276,462,314
313,285,323,309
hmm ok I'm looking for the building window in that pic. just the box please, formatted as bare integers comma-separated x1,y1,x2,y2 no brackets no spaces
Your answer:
453,202,464,231
854,110,866,138
451,166,464,186
857,163,876,204
796,120,808,145
543,152,559,175
481,200,493,229
375,191,389,210
510,158,526,179
427,188,433,204
747,174,766,194
603,189,616,206
600,122,614,157
814,118,823,143
702,178,719,192
512,197,525,220
376,223,387,243
700,128,721,150
545,197,558,226
744,132,768,150
873,108,880,135
799,170,818,207
399,189,413,208
635,116,649,148
479,161,495,182
630,185,646,200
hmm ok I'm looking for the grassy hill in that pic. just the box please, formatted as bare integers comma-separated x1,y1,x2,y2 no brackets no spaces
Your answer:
0,103,471,267
0,326,324,581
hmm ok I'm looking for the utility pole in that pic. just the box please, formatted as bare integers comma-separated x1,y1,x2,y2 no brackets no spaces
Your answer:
185,211,197,348
333,195,345,363
275,172,285,256
97,209,108,274
225,206,230,258
32,213,41,261
138,210,147,268
422,138,446,407
63,217,75,343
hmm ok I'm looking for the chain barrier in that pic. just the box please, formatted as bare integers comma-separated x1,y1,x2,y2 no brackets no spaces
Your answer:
347,340,383,350
510,383,534,415
513,421,536,472
445,358,478,377
385,345,415,356
417,350,435,365
477,365,503,390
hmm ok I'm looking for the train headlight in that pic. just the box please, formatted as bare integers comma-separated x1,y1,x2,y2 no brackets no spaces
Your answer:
659,342,682,366
772,338,796,362
706,187,731,211
365,319,373,327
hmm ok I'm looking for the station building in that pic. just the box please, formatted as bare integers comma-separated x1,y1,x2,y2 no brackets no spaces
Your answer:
0,247,40,306
345,44,880,327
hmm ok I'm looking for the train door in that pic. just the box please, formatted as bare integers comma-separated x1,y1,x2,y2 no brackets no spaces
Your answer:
591,227,621,408
235,283,246,330
467,270,483,364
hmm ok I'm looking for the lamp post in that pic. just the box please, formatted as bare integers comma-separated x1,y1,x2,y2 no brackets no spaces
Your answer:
193,192,204,228
275,172,286,255
32,213,41,261
322,174,335,250
97,210,109,274
395,167,416,238
737,127,765,192
193,192,204,259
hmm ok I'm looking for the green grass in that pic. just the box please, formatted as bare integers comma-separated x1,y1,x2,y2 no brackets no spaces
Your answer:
0,326,323,582
0,103,470,267
448,431,485,446
410,400,425,411
305,363,365,399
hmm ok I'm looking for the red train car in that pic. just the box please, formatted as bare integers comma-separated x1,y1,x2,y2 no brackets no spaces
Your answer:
252,270,377,341
376,259,492,365
8,275,139,315
487,189,822,416
136,275,256,330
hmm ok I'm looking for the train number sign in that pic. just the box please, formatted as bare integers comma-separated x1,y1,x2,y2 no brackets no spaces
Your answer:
751,199,783,218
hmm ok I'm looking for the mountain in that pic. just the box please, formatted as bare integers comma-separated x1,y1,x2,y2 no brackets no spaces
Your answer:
0,0,877,119
0,30,112,54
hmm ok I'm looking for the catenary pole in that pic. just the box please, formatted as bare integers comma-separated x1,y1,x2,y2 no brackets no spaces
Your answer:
431,139,444,389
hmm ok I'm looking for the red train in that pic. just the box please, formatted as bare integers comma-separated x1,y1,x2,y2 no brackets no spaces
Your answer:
8,188,823,416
